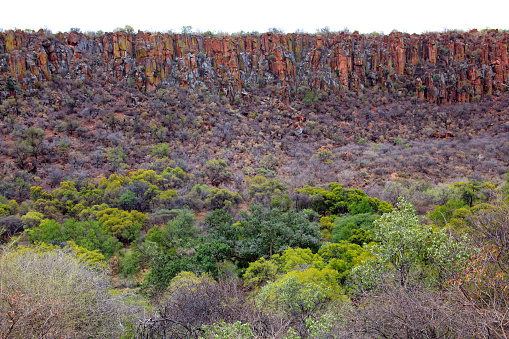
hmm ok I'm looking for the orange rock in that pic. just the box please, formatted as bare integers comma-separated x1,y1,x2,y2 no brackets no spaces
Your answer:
1,30,508,103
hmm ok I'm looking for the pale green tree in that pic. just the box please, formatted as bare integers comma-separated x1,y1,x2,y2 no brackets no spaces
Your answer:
351,198,472,291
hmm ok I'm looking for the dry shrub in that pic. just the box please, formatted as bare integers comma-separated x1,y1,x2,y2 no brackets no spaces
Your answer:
343,284,482,338
0,244,129,338
136,273,289,338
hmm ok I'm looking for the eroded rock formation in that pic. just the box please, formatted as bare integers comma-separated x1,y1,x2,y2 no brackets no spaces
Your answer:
1,29,508,103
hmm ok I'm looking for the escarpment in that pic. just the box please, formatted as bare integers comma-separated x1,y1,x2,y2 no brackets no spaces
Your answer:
1,29,508,103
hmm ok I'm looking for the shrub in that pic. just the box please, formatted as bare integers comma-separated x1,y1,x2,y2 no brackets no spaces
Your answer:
151,142,171,158
206,187,243,210
331,213,379,243
0,244,130,337
137,274,257,338
25,218,122,259
315,148,333,164
246,175,287,207
0,216,23,243
205,159,232,186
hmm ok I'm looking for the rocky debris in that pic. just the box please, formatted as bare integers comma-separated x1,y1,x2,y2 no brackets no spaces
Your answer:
1,29,508,104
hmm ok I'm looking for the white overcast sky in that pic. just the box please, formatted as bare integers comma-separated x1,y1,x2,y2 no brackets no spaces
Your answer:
2,0,508,35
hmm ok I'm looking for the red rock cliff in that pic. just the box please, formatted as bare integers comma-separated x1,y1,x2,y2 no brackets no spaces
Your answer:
1,29,508,103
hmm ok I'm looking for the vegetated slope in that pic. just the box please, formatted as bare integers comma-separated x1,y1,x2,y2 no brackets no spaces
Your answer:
0,30,508,200
1,30,509,339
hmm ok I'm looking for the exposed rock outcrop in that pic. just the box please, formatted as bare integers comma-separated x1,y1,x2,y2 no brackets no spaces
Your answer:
1,29,508,103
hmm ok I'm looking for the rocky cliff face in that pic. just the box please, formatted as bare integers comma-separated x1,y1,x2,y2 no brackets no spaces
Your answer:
1,29,508,103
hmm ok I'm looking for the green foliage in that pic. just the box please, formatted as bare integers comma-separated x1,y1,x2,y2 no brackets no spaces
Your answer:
236,205,322,261
318,242,369,283
146,208,198,250
206,187,242,210
120,246,143,277
29,197,63,220
318,216,336,241
295,182,392,215
151,142,171,158
118,190,136,210
246,175,287,207
205,159,232,185
153,189,178,209
200,320,254,339
244,247,323,288
256,274,332,332
141,250,183,297
26,218,122,259
427,199,467,227
315,148,333,164
129,169,164,186
393,137,409,147
348,227,373,246
203,206,321,271
64,240,109,270
183,184,210,210
243,257,280,287
14,126,45,161
30,186,53,201
5,77,16,91
351,198,472,291
107,146,127,170
302,91,319,106
181,25,193,34
245,243,367,291
331,212,378,243
453,180,488,207
286,310,343,339
96,207,148,241
0,199,18,217
259,153,278,171
193,240,235,277
204,209,237,249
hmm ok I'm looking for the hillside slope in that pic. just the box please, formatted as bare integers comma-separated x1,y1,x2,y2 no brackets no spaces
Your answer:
0,30,508,200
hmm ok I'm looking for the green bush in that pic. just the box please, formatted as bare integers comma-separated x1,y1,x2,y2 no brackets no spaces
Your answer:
26,218,122,259
205,159,232,186
331,212,378,243
206,188,242,210
151,143,171,158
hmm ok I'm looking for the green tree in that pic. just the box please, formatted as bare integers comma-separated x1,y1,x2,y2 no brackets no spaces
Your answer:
26,218,122,259
200,321,254,339
9,127,45,170
315,148,333,164
256,275,331,338
23,127,45,161
151,142,171,157
181,25,193,34
237,206,321,261
95,207,148,241
331,212,378,243
146,208,198,250
351,198,471,291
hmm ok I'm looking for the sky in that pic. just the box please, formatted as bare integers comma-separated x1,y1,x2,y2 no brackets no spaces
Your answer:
2,0,508,35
